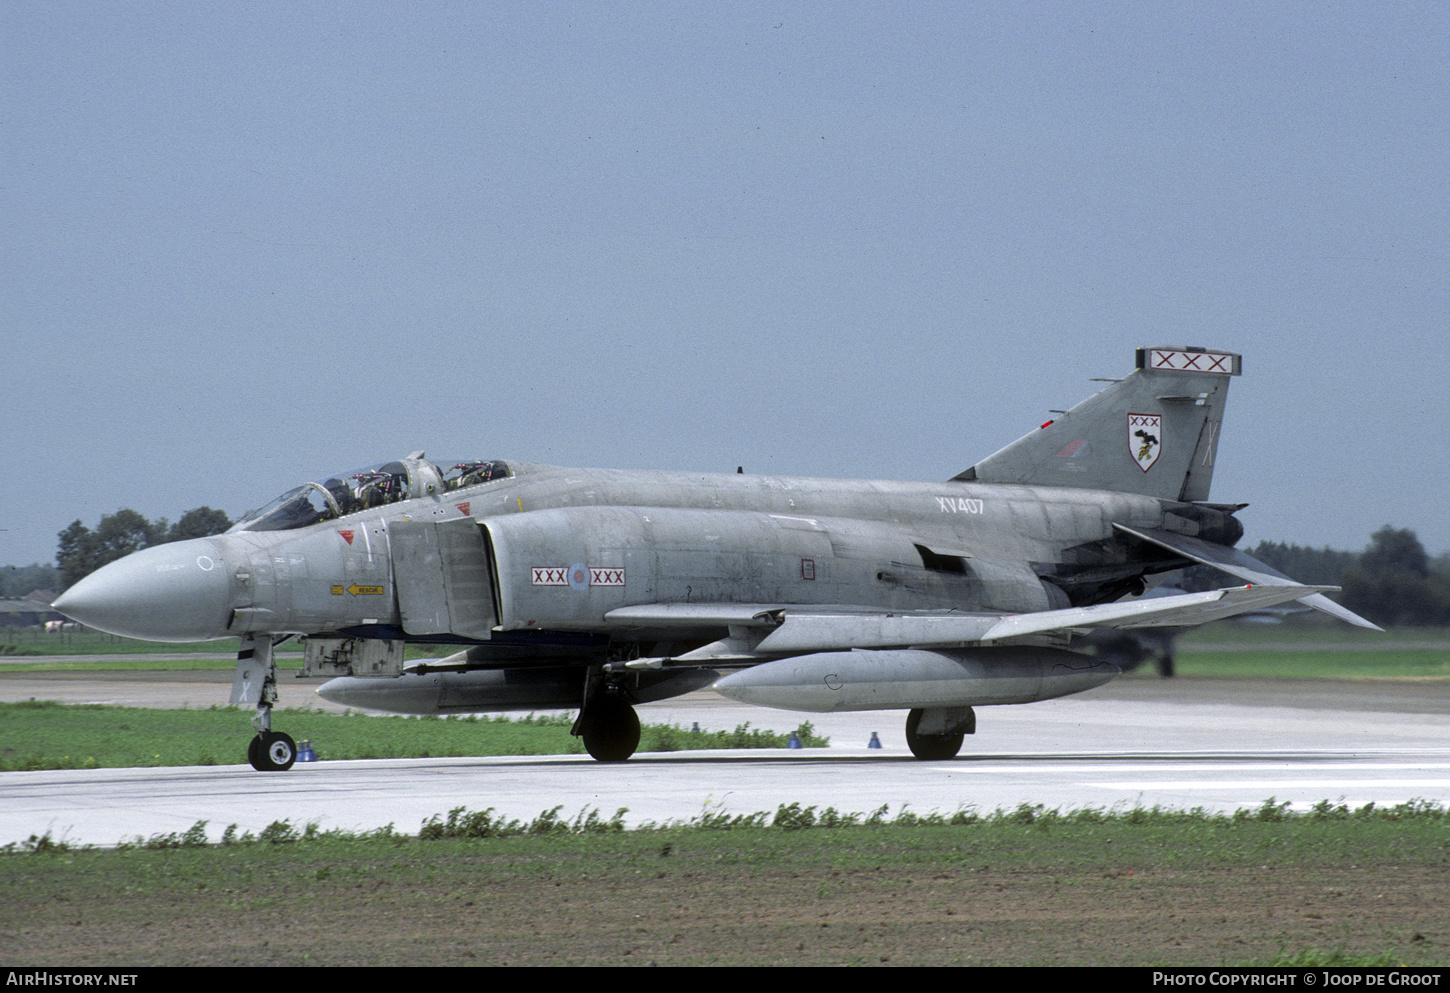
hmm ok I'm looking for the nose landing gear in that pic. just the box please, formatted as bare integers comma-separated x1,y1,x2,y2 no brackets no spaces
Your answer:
233,635,298,771
248,730,298,772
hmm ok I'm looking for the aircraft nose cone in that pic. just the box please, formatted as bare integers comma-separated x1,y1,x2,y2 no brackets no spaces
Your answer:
53,539,234,642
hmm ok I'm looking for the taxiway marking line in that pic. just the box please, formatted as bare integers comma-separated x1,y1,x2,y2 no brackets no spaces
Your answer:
1091,778,1450,791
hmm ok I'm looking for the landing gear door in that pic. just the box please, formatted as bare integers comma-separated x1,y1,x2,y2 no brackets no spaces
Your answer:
389,518,497,639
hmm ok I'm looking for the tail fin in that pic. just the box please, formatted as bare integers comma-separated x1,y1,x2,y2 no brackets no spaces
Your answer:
954,347,1241,502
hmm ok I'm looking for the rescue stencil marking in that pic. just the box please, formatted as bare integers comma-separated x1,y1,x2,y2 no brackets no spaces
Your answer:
456,502,471,516
347,584,384,596
338,530,355,545
1128,413,1162,471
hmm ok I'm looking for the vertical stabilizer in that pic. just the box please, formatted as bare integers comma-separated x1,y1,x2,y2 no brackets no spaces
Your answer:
954,347,1241,501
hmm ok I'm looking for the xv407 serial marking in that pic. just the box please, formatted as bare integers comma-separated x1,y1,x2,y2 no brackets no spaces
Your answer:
55,347,1377,769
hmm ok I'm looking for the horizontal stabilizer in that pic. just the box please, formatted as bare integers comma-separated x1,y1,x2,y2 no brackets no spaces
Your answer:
1114,524,1383,631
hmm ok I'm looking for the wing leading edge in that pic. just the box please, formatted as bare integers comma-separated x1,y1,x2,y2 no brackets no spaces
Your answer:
609,583,1332,663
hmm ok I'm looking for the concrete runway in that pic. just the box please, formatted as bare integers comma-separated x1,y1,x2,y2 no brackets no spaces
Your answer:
3,668,1449,847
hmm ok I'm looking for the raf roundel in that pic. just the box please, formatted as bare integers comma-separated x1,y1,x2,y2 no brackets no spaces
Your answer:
568,563,591,592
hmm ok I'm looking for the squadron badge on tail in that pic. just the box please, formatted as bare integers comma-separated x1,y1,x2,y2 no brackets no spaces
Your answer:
1129,413,1162,472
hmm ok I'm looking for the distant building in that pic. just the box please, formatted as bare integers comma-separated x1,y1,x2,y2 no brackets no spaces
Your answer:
0,595,64,628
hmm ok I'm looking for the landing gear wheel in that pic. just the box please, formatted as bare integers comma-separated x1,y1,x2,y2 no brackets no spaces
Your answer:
580,697,641,762
248,731,297,771
264,731,297,771
905,708,964,761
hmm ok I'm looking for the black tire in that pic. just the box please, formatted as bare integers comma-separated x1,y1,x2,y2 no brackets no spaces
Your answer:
249,731,297,771
905,708,964,761
580,698,641,762
263,731,297,771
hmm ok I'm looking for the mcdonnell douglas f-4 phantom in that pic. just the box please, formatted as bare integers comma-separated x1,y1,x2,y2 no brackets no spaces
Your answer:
54,347,1378,770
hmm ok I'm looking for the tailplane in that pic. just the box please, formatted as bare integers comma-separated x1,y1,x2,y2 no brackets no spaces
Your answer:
955,346,1240,502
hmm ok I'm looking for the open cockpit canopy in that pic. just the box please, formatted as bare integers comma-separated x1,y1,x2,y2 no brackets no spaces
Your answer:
231,453,511,533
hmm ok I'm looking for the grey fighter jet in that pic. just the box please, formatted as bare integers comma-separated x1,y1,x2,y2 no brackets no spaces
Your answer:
54,347,1378,770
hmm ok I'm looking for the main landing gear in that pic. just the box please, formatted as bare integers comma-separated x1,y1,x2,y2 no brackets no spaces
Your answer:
904,706,976,760
573,668,641,762
575,694,641,762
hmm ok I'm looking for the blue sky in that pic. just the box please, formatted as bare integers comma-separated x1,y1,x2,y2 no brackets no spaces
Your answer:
4,1,1446,568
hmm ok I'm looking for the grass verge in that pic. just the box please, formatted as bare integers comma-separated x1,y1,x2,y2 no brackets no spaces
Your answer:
0,700,826,770
3,800,1445,966
1170,647,1450,679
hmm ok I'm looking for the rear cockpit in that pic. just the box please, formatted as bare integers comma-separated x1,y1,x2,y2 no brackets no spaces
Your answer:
231,453,511,533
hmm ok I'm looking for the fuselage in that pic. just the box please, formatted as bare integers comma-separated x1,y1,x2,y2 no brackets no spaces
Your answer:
53,459,1233,647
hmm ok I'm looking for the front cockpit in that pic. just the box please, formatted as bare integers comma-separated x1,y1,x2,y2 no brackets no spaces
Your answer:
231,453,511,533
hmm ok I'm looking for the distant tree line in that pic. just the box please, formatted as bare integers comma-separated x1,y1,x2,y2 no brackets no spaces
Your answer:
1,563,60,598
55,507,233,589
1249,526,1450,627
1243,541,1361,587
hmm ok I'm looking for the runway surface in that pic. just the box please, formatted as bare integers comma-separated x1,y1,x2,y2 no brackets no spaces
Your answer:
4,668,1449,847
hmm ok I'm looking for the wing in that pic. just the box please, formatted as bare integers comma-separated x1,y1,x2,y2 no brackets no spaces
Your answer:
607,583,1332,665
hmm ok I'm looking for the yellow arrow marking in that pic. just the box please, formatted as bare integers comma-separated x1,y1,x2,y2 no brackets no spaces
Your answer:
348,584,385,596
